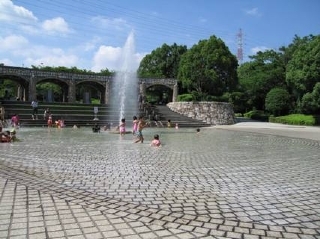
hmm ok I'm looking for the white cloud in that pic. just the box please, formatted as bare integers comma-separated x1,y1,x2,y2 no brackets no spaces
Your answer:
20,25,40,35
0,36,79,68
82,36,102,52
42,17,71,34
0,1,72,36
91,45,144,72
0,1,145,71
91,16,130,31
0,35,29,52
0,0,37,23
92,45,122,72
244,8,262,17
25,51,79,68
251,46,270,54
0,58,14,66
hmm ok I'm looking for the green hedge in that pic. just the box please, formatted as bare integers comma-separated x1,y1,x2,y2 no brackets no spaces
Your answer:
244,110,269,121
177,94,193,101
269,114,316,126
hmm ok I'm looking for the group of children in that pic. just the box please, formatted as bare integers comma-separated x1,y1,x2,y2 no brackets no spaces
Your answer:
9,108,64,129
43,108,65,128
115,115,161,147
0,129,17,143
0,114,20,143
0,120,17,143
114,115,199,146
90,115,161,146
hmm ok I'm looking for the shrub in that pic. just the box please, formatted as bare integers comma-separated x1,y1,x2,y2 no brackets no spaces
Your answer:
177,94,193,101
244,110,269,121
269,114,315,126
265,88,291,116
299,83,320,114
234,113,243,117
211,95,229,102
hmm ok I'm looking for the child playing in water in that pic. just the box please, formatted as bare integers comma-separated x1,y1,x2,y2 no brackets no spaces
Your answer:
47,114,53,127
118,118,126,135
150,134,161,147
132,116,138,135
134,116,146,143
0,130,12,142
11,114,20,128
92,123,100,133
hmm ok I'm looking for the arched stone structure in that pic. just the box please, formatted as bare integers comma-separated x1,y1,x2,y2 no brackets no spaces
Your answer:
139,78,178,102
0,65,178,104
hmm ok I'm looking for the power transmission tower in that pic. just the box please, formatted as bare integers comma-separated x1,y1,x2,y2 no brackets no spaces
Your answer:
237,28,243,64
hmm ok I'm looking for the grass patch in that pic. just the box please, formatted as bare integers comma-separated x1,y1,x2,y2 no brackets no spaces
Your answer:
269,114,316,126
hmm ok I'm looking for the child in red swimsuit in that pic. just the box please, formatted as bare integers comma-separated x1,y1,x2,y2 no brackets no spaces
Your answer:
47,114,53,127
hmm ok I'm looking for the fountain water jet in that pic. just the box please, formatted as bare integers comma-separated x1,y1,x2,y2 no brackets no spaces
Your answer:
109,31,139,129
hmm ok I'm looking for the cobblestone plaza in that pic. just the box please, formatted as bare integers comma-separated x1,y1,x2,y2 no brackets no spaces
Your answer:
0,124,319,238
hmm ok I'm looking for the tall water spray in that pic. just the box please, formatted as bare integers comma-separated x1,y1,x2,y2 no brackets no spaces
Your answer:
109,32,139,128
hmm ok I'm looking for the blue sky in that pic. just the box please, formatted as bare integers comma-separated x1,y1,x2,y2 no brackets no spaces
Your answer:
0,0,319,72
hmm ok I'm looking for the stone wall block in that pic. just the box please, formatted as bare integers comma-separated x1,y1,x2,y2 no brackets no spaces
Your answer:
167,101,235,125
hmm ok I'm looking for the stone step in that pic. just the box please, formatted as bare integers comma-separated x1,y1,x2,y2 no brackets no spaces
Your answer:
151,105,210,128
1,101,210,128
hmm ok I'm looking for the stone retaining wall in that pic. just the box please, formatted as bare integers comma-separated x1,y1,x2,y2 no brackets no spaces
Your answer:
167,101,236,125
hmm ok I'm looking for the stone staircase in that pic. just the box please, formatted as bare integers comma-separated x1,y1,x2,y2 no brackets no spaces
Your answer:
1,101,210,128
149,105,210,128
0,101,131,128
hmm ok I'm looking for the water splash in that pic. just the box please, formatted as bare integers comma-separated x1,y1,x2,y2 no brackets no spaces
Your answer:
109,31,139,127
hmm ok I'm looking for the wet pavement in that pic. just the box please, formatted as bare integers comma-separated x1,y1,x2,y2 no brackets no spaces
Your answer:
0,124,319,238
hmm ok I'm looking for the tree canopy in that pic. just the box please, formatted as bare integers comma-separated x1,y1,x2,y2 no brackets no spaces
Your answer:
265,87,291,116
236,34,320,115
237,50,286,110
137,43,187,78
178,35,238,100
286,35,320,103
31,65,114,76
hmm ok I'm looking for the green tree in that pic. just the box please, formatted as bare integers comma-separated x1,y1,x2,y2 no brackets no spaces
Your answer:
237,50,286,111
286,35,320,106
31,65,96,74
265,88,291,116
178,35,238,100
36,82,62,101
99,68,115,76
279,35,316,66
300,82,320,114
0,79,18,100
137,43,187,78
226,91,249,114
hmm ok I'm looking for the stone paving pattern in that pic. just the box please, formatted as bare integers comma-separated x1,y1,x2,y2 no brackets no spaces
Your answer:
0,125,319,238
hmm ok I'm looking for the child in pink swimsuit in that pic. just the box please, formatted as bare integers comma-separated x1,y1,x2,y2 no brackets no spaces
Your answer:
150,134,161,147
132,116,138,135
118,118,126,135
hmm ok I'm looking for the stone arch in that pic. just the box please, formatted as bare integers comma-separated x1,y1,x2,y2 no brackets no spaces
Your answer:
145,84,173,104
75,80,106,104
0,66,177,104
0,74,29,101
139,78,178,103
35,78,69,102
